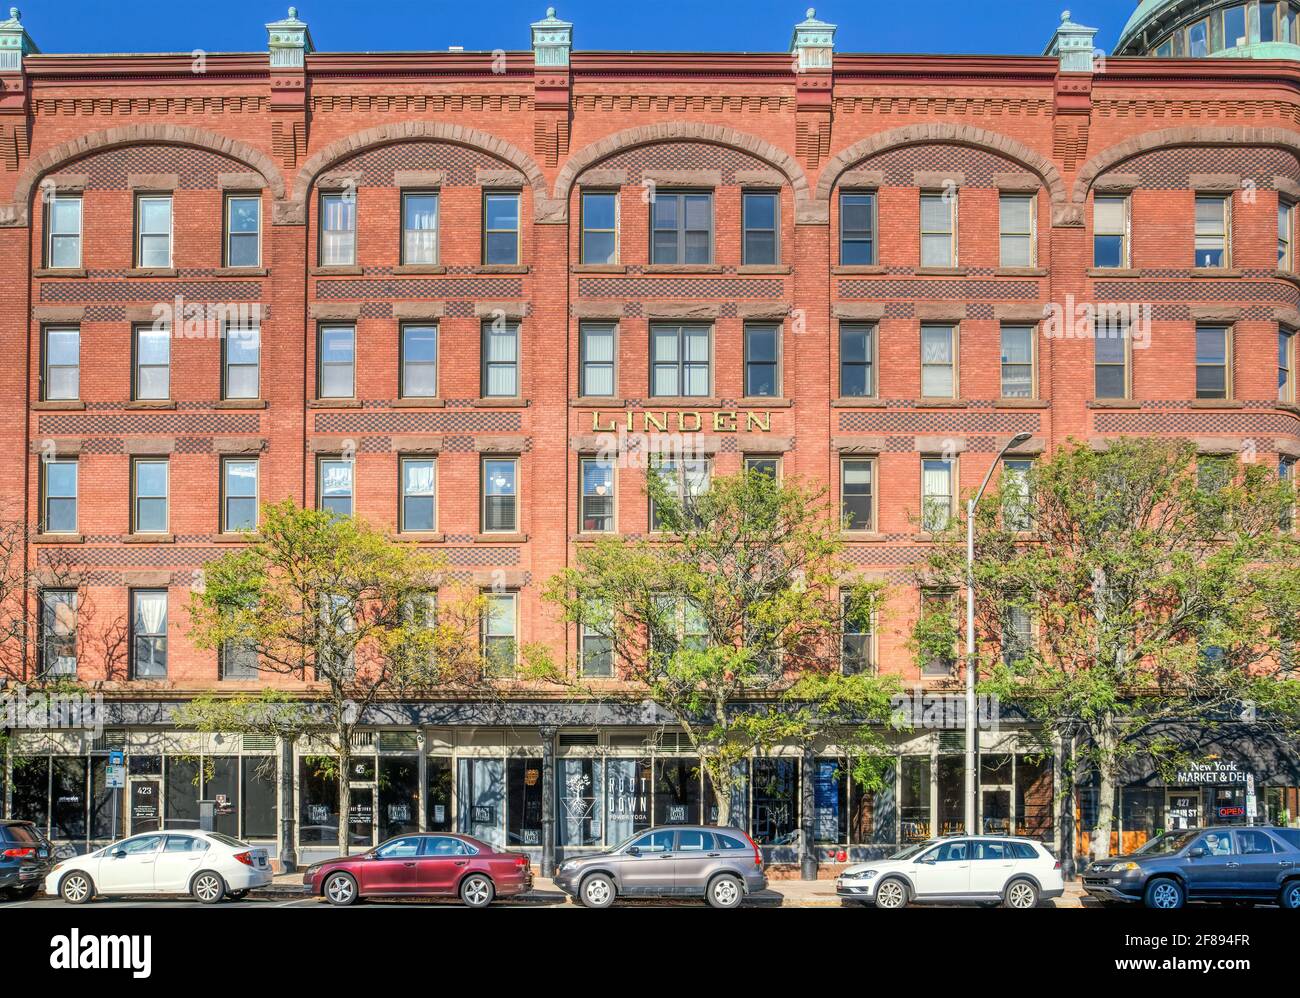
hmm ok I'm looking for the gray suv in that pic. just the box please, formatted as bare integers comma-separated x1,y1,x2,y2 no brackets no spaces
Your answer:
554,825,768,908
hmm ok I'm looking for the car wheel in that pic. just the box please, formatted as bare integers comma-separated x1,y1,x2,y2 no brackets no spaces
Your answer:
323,872,358,907
227,889,250,902
459,874,495,909
1003,879,1040,909
873,878,909,910
60,871,94,905
1144,877,1185,910
1280,880,1300,910
579,873,616,909
706,874,743,909
191,871,227,905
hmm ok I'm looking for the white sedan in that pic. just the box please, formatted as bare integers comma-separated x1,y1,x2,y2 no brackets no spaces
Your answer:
45,830,272,904
836,835,1064,909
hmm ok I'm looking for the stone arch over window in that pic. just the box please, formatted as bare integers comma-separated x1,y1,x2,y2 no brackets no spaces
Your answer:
1072,125,1300,209
555,122,814,223
1,123,286,228
816,123,1070,225
291,122,553,224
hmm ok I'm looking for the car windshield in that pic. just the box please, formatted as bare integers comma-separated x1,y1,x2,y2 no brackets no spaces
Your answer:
1135,830,1201,856
890,840,937,860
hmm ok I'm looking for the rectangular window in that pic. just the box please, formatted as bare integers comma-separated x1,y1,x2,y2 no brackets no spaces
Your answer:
920,192,956,267
1280,456,1296,531
1094,327,1129,399
1000,325,1035,398
401,192,439,265
224,194,260,268
220,640,258,680
132,458,169,533
39,590,78,678
1280,198,1295,272
221,458,258,533
579,323,616,397
1281,329,1296,403
839,191,877,265
481,321,519,398
1188,17,1209,56
1196,325,1231,399
839,323,875,398
921,590,956,675
744,455,780,480
483,191,520,265
580,191,618,265
42,459,78,534
133,324,171,400
742,191,779,265
1002,606,1033,666
319,192,356,266
999,194,1036,268
318,325,355,399
840,458,874,532
222,324,260,400
1002,459,1033,531
1195,195,1230,268
841,590,873,675
650,458,709,531
482,457,518,533
744,323,780,398
42,326,80,401
580,615,613,678
579,456,615,533
650,323,710,397
921,324,956,398
481,591,517,677
650,192,712,265
131,590,168,679
1223,3,1248,46
136,195,172,268
400,324,438,398
318,458,353,518
1093,196,1129,269
46,195,82,269
399,457,436,532
922,457,955,532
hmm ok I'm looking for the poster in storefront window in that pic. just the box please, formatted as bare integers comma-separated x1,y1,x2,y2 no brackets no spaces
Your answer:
132,781,160,833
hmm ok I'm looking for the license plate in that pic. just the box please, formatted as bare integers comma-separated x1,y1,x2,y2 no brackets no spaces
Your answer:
37,849,48,858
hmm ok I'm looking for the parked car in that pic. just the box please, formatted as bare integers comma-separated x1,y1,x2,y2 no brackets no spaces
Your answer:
0,819,54,901
303,833,532,908
1082,825,1300,909
45,830,272,904
554,825,767,909
836,835,1064,909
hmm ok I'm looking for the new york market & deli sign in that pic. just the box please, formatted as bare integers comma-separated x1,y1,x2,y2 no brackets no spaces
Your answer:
1173,760,1249,785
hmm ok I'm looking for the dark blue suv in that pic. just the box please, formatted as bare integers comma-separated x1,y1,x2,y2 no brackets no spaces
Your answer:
1082,825,1300,909
0,820,53,901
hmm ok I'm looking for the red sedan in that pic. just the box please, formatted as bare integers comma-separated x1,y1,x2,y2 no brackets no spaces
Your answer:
303,833,533,907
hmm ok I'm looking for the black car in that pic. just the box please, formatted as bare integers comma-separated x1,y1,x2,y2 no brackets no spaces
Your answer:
1082,825,1300,909
0,820,54,901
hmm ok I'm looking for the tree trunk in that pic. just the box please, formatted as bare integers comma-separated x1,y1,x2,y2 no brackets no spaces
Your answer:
1089,716,1118,863
338,734,352,858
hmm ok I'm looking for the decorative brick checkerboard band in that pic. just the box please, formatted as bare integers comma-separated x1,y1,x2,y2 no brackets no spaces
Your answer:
575,141,772,186
848,143,1037,187
844,545,936,568
313,411,523,433
1094,412,1300,435
40,281,263,303
1093,281,1300,307
325,141,515,186
38,413,261,435
1096,146,1300,189
314,278,524,300
48,145,255,190
575,277,785,299
838,411,1043,433
838,279,1040,300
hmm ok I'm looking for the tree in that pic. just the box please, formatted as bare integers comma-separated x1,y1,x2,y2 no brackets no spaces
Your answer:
186,501,486,856
543,466,900,827
916,438,1300,864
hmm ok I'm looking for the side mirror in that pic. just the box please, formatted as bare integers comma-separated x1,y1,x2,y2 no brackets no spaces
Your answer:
626,846,640,857
1188,847,1206,859
111,849,127,859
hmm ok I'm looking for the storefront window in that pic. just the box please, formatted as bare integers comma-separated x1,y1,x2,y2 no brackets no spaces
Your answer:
12,756,49,833
752,758,798,845
507,758,545,847
704,761,748,827
129,754,161,777
813,758,848,844
458,758,505,848
1121,787,1160,850
89,758,124,841
51,757,87,841
207,757,239,838
937,755,964,836
606,758,651,844
379,756,420,840
242,757,277,839
851,778,884,844
558,758,602,846
426,758,452,831
654,757,702,826
900,756,931,842
164,757,200,829
1014,755,1054,841
299,756,339,846
1267,787,1300,827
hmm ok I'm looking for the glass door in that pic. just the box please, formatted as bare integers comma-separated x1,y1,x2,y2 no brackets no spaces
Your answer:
348,786,375,849
981,788,1012,835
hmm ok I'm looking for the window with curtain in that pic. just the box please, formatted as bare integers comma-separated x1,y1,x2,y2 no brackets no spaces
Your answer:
649,457,709,530
400,325,438,398
1093,196,1129,268
840,458,874,532
318,325,355,398
43,326,80,401
481,322,519,397
579,323,615,397
481,592,517,677
42,459,77,534
401,192,439,265
1002,459,1033,531
1280,198,1295,272
999,193,1035,267
132,590,168,679
1000,325,1034,398
40,590,77,677
580,457,614,532
134,324,170,400
1281,329,1295,403
650,324,710,397
400,457,436,532
46,195,82,268
920,325,955,398
225,195,260,268
920,192,955,267
1002,605,1033,665
1194,195,1229,268
223,324,260,399
482,458,518,532
319,458,353,518
921,457,954,532
320,193,356,266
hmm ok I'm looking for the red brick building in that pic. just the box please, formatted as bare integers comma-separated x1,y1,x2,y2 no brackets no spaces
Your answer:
2,6,1299,870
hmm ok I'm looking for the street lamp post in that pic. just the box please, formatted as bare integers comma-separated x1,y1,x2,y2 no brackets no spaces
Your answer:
964,431,1033,837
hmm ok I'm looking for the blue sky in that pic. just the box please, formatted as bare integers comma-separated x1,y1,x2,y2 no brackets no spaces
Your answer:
21,1,1141,57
